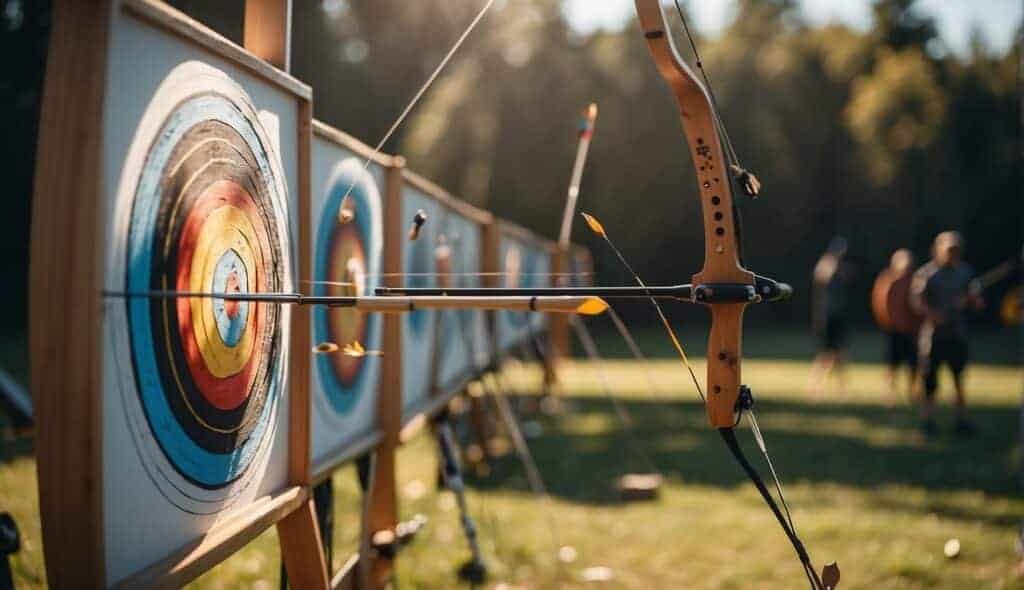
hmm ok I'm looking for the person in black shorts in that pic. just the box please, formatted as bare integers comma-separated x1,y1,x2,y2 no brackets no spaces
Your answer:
911,231,984,435
809,237,854,397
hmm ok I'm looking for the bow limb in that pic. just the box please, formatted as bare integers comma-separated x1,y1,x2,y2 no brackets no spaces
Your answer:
635,0,753,427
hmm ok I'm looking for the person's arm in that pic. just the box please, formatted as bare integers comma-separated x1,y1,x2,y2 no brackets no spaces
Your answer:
966,266,985,310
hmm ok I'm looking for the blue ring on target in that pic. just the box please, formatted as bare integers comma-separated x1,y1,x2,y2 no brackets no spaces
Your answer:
212,249,250,348
125,94,281,488
313,159,383,416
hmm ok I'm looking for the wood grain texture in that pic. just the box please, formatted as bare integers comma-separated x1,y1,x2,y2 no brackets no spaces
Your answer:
277,497,331,590
273,94,331,588
367,158,406,588
30,1,114,586
243,0,292,71
635,0,754,428
705,304,747,427
288,96,313,487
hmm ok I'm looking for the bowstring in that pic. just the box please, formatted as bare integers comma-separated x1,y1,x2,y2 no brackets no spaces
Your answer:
592,229,706,402
672,0,742,169
668,4,821,587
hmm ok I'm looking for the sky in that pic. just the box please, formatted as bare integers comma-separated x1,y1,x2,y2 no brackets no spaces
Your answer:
562,0,1022,56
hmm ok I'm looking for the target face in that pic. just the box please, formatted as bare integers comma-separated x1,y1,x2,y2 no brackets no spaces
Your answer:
313,159,382,416
115,75,290,510
437,214,485,389
401,191,440,416
504,245,528,328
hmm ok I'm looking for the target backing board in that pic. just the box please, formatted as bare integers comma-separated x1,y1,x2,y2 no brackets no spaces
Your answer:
398,184,441,421
494,222,554,354
402,173,491,424
31,2,312,586
569,245,594,288
309,122,386,478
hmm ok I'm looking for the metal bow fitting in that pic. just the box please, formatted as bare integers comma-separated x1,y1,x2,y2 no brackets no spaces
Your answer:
633,1,838,588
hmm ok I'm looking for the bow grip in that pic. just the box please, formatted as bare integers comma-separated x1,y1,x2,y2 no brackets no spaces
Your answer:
706,303,746,427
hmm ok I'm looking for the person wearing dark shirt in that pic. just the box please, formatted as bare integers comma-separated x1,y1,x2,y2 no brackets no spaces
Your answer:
809,236,853,397
872,249,922,403
911,231,983,435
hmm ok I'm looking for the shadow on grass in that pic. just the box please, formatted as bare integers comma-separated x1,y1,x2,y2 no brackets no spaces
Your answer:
467,394,1022,511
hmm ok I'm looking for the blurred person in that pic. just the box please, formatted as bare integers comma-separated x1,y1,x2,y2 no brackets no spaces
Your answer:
871,249,923,403
809,236,854,397
911,231,984,436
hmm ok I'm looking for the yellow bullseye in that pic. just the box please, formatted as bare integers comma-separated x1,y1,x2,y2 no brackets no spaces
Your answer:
190,205,261,378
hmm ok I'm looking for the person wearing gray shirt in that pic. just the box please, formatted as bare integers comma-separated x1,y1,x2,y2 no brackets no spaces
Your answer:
911,231,983,435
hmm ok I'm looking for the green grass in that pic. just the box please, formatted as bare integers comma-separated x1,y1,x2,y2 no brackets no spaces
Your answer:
2,358,1022,589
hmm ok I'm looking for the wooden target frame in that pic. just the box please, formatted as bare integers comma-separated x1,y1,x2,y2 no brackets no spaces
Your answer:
30,1,327,587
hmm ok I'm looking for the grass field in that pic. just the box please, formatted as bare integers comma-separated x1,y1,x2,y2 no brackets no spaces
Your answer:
2,347,1022,589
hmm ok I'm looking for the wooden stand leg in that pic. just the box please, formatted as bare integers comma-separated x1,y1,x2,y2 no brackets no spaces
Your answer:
277,498,330,590
367,445,397,589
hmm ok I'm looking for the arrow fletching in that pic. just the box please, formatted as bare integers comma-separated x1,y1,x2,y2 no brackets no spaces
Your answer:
581,212,606,237
342,340,383,358
575,297,609,316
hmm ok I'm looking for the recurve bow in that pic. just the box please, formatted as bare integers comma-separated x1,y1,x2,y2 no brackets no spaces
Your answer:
632,2,839,588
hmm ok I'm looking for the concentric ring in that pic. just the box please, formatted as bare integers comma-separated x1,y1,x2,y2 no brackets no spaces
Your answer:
124,92,285,489
313,159,383,416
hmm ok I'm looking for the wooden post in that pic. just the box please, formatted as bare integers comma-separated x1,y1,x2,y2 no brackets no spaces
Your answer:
543,245,566,389
244,0,292,71
276,93,330,589
367,157,407,588
30,1,114,586
548,248,570,370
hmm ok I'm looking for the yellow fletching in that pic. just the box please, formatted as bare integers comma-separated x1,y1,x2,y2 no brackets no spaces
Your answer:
342,340,383,358
342,341,366,357
581,212,606,237
576,297,609,316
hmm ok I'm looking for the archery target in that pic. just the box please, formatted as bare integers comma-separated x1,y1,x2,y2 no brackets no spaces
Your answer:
106,62,291,518
570,248,593,288
401,188,440,418
496,235,526,353
437,212,486,392
312,158,382,417
309,133,384,470
495,231,553,353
